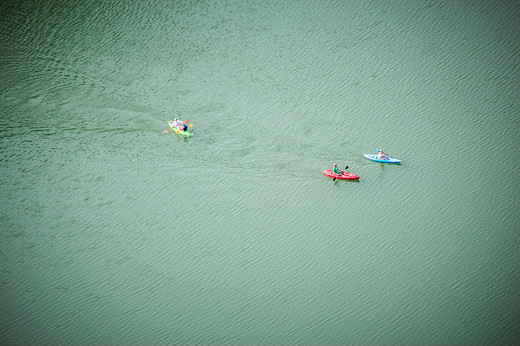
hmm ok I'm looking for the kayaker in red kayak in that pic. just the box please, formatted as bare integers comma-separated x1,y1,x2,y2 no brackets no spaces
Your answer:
333,163,349,176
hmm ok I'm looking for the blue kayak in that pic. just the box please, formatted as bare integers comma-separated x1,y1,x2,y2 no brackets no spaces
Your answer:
364,154,401,164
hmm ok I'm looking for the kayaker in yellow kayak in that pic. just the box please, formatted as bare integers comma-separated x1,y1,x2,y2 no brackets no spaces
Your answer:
172,118,189,131
172,118,182,127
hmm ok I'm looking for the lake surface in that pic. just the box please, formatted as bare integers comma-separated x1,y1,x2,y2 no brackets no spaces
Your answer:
1,0,519,344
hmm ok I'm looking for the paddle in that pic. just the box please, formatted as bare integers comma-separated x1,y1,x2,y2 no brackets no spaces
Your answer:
333,166,349,181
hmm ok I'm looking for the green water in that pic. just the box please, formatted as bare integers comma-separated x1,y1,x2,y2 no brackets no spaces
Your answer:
1,0,519,344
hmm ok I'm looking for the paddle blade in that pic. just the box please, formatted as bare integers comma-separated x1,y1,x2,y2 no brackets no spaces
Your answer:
188,123,193,127
163,129,171,133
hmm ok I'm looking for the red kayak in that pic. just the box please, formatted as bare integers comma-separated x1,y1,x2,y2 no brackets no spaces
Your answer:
323,169,359,180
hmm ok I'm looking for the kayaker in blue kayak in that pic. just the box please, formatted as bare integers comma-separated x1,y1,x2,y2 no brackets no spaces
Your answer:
377,148,388,160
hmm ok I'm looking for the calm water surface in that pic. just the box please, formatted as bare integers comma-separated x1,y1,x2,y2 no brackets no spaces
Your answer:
1,0,519,344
